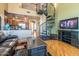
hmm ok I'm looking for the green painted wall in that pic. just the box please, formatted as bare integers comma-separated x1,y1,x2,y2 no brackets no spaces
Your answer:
47,4,55,16
51,3,79,34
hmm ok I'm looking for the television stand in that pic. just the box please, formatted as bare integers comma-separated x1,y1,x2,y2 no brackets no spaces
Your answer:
58,29,79,48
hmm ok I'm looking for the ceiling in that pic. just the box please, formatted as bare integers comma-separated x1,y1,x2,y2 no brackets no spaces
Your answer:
21,3,37,11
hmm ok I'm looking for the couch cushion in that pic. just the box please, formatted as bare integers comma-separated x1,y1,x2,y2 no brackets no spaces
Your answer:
1,39,17,47
1,41,16,47
0,47,11,56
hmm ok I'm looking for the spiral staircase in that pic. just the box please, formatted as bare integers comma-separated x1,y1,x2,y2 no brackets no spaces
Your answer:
36,3,56,40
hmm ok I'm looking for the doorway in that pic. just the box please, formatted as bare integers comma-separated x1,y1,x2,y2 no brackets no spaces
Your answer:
29,20,37,38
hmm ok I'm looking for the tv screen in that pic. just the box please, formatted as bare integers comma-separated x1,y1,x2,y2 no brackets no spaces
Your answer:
60,17,78,29
60,21,66,28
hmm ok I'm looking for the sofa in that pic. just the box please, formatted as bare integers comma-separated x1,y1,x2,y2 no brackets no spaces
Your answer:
0,32,18,43
0,32,18,56
0,47,11,56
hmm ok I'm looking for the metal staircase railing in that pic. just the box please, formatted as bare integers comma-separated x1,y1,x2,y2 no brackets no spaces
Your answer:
40,15,55,40
37,3,56,40
40,21,47,35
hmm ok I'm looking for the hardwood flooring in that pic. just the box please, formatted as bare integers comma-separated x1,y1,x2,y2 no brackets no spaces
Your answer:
44,40,79,56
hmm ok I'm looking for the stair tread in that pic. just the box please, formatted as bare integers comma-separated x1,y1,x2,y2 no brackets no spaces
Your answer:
47,15,52,18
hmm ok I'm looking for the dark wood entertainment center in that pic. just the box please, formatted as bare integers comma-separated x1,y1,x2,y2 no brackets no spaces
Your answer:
58,17,79,48
58,29,79,47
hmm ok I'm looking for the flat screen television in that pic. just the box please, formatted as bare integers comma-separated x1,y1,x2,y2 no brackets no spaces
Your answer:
60,17,78,29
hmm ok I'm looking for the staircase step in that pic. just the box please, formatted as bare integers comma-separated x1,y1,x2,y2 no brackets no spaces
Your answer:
43,12,48,16
40,35,49,40
47,18,53,21
47,16,55,19
37,10,43,15
47,24,53,26
41,32,47,34
43,31,47,32
47,25,53,27
47,15,52,18
47,20,55,22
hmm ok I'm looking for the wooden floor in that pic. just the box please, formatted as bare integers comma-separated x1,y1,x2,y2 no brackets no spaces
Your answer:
44,40,79,56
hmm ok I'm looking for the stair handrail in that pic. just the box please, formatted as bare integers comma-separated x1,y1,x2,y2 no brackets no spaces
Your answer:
40,21,47,26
